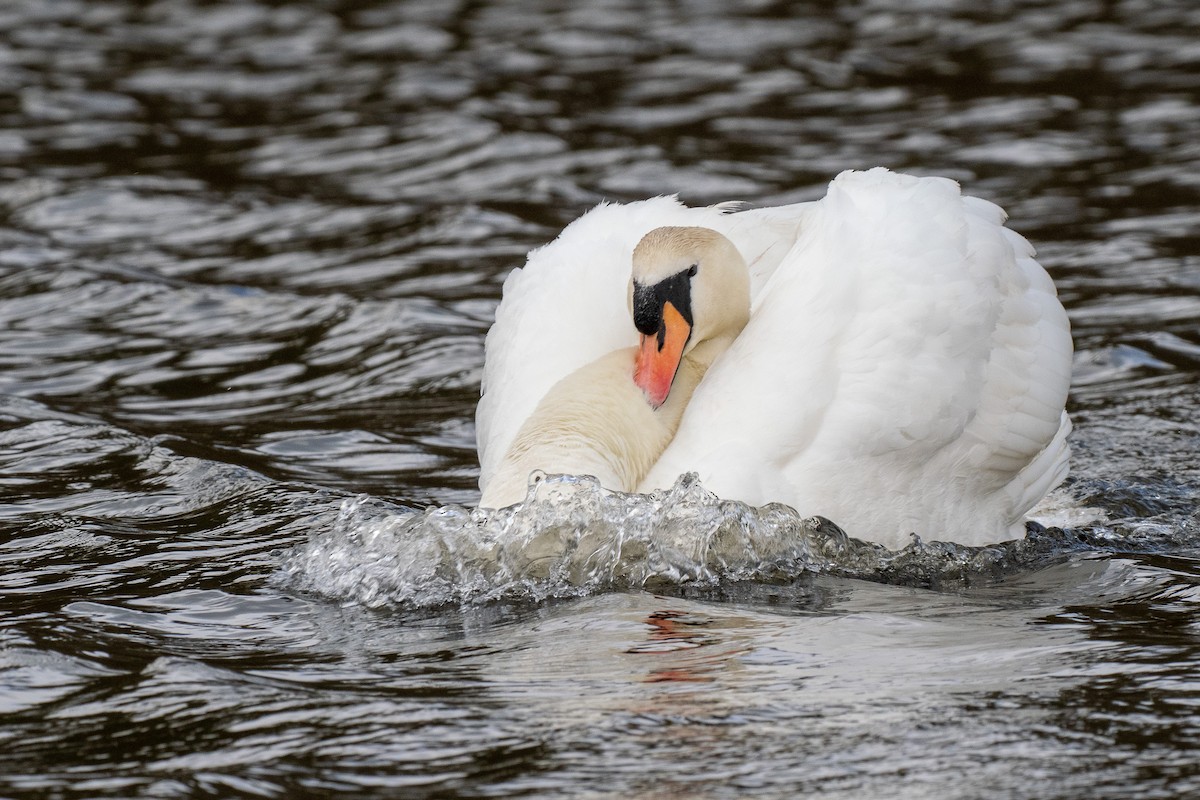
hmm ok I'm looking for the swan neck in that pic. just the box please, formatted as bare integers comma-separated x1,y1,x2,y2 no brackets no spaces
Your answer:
659,332,736,416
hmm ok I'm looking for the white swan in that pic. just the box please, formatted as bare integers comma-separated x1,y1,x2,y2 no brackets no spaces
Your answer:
476,168,1073,550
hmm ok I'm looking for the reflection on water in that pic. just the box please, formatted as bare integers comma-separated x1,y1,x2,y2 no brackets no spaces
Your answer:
2,0,1200,797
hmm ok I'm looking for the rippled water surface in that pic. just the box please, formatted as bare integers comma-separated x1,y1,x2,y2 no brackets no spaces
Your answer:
2,1,1200,797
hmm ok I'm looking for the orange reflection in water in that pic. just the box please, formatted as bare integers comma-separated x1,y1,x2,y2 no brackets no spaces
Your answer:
627,608,747,684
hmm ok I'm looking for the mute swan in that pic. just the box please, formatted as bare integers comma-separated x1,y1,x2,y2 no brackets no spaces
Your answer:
476,168,1073,550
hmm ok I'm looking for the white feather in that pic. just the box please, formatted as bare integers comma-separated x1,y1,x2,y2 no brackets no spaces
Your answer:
477,169,1073,550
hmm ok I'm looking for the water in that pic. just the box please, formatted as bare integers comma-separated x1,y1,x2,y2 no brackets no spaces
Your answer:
2,0,1199,797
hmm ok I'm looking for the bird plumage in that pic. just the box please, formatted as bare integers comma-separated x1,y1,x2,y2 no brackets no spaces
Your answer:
476,168,1072,550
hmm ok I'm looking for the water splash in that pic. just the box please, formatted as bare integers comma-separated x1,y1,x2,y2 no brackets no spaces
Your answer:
279,473,1178,609
279,473,841,607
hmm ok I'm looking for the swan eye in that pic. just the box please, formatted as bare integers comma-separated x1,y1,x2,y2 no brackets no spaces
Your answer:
687,264,698,278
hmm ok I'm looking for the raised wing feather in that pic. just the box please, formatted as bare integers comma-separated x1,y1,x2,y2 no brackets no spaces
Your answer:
642,169,1072,546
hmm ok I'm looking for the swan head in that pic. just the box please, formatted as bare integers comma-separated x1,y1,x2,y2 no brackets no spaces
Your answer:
629,226,750,408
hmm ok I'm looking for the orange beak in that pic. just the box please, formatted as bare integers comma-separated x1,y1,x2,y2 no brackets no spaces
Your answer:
634,301,691,409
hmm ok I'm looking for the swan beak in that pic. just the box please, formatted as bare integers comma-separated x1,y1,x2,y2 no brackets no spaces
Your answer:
634,300,691,409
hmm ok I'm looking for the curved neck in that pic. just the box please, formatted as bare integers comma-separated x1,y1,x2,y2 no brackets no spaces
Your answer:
658,332,735,420
479,334,738,509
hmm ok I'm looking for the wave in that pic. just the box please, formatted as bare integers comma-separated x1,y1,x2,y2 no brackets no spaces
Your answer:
277,473,1154,609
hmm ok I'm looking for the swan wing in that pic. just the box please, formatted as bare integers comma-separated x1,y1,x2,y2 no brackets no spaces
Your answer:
642,169,1072,547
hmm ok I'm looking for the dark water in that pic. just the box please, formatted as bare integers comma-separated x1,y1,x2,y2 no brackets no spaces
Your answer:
2,0,1200,797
